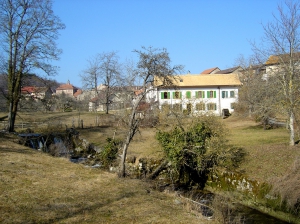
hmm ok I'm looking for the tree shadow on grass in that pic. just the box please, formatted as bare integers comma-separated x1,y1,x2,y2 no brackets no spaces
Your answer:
0,146,36,155
35,192,137,224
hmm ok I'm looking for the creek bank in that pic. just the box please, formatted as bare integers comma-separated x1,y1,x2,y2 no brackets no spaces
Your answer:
123,157,296,223
17,128,102,163
16,129,299,223
206,170,299,223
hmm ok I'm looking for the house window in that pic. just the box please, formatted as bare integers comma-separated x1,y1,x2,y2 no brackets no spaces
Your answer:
230,91,235,98
186,91,191,99
207,90,216,98
231,103,235,109
196,91,205,98
222,91,228,98
173,103,182,112
162,103,171,111
161,92,170,99
196,103,205,111
186,103,192,114
173,91,182,99
207,103,217,110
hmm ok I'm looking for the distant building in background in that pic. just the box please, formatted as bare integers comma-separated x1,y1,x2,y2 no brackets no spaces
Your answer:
21,86,53,100
200,67,220,74
55,80,82,99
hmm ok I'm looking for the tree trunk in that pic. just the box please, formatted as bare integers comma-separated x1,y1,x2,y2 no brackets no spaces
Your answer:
289,111,295,146
119,134,131,177
119,97,141,177
7,101,17,132
147,160,168,180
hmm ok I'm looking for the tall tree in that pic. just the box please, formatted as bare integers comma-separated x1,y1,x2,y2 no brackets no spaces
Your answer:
235,55,279,128
119,46,183,177
81,52,121,114
0,0,65,132
252,0,300,145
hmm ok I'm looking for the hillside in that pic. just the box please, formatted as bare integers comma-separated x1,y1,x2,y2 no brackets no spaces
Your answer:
0,133,207,224
1,111,300,223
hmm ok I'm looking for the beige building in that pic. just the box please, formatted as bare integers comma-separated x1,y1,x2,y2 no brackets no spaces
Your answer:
146,73,242,116
55,80,82,99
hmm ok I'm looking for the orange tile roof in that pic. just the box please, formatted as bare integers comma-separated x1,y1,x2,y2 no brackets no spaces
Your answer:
73,89,82,97
21,86,49,93
56,83,75,90
200,67,219,74
154,74,241,87
265,53,300,65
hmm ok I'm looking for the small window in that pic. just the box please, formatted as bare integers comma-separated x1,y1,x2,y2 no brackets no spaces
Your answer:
207,103,217,110
173,103,182,112
162,104,171,111
173,91,181,99
230,91,235,98
231,103,235,109
196,103,205,111
196,91,205,98
186,103,192,114
222,91,228,98
161,92,170,99
207,90,216,98
186,91,191,99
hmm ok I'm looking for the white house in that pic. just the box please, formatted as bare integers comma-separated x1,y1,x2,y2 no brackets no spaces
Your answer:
146,73,242,116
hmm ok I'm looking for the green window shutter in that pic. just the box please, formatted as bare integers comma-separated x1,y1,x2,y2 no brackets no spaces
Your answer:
202,91,204,98
222,91,225,98
180,92,182,98
230,91,235,98
161,92,164,99
195,91,198,98
214,91,216,98
172,92,175,99
214,104,217,110
167,92,170,99
207,91,209,98
187,91,191,98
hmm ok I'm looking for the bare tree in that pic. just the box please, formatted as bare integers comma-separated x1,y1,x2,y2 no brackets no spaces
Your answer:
252,1,300,145
81,52,122,114
0,0,65,132
80,55,101,98
119,46,183,177
235,55,279,128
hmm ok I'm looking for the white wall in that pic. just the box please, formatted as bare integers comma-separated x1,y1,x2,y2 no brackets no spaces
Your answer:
155,86,238,116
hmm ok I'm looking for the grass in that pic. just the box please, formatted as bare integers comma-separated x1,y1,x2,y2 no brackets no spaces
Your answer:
1,111,300,222
222,115,300,183
0,133,207,224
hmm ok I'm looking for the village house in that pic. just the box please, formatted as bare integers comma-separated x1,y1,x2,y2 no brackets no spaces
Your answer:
21,86,53,100
146,72,242,116
88,86,136,112
55,80,82,99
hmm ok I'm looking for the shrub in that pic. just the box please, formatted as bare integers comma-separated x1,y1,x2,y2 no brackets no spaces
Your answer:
99,138,122,169
156,116,245,189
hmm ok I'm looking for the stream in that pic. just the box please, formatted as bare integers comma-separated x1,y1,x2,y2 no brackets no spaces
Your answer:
19,133,293,223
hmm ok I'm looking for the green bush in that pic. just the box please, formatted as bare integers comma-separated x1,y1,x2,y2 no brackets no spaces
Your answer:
156,116,245,189
99,138,122,168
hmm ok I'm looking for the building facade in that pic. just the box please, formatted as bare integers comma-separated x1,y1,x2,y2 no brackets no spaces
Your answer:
146,73,242,116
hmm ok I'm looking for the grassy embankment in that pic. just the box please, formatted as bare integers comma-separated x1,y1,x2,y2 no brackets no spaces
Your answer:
1,111,299,223
0,112,207,224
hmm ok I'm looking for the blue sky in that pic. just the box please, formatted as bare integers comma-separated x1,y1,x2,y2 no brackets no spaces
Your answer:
52,0,281,88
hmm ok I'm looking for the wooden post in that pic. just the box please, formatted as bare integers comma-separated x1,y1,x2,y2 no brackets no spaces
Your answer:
81,119,83,129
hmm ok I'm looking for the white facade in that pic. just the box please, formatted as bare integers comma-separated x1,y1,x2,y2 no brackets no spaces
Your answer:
147,74,241,116
156,87,238,116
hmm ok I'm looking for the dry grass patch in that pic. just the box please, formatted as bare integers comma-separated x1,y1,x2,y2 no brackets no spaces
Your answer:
0,136,207,224
223,115,300,182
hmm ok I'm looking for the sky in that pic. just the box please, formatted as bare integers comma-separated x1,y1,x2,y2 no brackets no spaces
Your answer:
51,0,282,88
